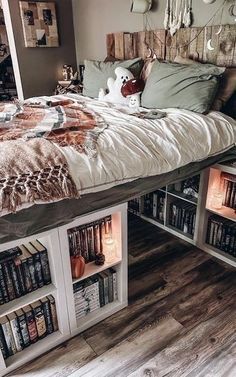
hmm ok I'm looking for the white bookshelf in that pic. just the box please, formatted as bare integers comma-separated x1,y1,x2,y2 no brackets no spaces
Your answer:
129,164,236,268
0,203,128,376
59,203,128,336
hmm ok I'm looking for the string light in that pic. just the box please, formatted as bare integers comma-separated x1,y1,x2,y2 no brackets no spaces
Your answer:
143,0,228,54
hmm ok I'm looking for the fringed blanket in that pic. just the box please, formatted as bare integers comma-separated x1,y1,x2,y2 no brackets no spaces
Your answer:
0,98,107,213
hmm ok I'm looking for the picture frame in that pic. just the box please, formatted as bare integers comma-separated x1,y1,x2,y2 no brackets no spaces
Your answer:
19,1,59,48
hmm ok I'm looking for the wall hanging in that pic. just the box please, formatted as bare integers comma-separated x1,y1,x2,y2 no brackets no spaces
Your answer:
164,0,192,36
19,1,59,47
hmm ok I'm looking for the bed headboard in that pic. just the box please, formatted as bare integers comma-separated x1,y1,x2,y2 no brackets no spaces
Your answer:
107,25,236,67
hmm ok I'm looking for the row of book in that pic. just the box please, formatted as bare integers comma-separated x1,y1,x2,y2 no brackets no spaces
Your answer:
169,200,196,236
73,268,118,320
222,173,236,209
206,216,236,255
0,240,51,306
0,295,58,360
68,216,112,263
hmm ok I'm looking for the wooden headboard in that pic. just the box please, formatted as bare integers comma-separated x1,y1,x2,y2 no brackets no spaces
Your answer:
107,25,236,67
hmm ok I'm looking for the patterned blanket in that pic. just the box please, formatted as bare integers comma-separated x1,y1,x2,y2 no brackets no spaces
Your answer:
0,98,107,213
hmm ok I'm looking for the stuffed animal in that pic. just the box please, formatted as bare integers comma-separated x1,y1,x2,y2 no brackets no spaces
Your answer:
98,67,134,105
121,78,145,108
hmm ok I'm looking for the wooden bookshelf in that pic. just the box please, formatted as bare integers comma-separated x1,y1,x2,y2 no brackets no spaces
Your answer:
0,203,128,376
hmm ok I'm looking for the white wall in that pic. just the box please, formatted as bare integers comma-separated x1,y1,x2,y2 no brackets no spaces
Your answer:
72,0,235,63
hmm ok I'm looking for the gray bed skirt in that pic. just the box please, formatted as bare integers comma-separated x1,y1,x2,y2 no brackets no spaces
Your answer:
1,146,236,244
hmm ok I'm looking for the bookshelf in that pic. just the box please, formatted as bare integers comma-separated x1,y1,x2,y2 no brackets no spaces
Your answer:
0,203,128,376
129,164,236,268
59,203,128,337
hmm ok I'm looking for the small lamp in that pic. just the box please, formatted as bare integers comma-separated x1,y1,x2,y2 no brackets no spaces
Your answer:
130,0,152,14
103,235,117,264
210,188,224,210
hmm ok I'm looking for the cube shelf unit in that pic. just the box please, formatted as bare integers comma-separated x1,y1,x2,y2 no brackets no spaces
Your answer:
59,203,128,336
0,228,70,376
129,163,236,268
0,203,128,376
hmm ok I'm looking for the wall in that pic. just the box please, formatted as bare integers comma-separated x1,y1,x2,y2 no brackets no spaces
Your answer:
7,0,77,99
72,0,235,63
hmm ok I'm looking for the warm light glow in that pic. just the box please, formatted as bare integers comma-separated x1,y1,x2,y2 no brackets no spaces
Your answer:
103,236,117,263
210,189,223,210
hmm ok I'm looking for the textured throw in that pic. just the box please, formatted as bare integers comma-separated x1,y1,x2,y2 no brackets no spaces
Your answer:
0,138,78,213
0,99,107,213
0,99,107,158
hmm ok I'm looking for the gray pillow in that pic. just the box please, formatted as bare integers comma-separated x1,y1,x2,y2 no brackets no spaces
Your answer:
83,58,143,98
141,60,225,113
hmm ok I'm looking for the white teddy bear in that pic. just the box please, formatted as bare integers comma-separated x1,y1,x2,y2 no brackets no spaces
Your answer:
98,67,134,105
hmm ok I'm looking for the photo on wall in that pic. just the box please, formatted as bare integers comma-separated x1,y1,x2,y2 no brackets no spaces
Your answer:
19,1,59,47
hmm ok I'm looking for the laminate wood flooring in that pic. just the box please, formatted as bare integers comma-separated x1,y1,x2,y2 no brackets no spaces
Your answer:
9,214,236,377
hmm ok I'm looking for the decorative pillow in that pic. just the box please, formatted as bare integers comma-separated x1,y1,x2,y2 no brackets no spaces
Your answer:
83,58,143,98
174,56,236,112
141,60,225,113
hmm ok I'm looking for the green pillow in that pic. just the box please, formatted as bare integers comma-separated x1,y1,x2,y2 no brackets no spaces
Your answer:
141,60,225,113
83,58,143,98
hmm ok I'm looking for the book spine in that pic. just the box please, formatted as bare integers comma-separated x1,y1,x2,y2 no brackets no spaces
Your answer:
9,317,23,352
0,325,8,359
1,321,16,356
153,193,158,218
8,261,21,298
103,275,109,305
111,269,118,301
0,265,8,304
107,273,113,303
41,299,54,334
2,263,15,301
33,305,47,340
14,258,26,296
27,257,38,291
48,297,58,332
98,276,105,307
25,310,38,344
22,260,33,293
33,254,44,288
39,251,51,285
17,313,31,347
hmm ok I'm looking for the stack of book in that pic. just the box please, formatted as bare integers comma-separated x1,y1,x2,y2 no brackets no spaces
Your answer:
73,268,118,320
0,295,58,359
222,173,236,210
0,240,51,305
128,198,141,215
206,215,236,255
152,191,166,223
169,200,196,236
68,216,112,262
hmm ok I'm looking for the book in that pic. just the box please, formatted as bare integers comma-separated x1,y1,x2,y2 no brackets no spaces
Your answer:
47,295,58,332
13,257,26,296
22,305,38,344
30,240,51,285
18,245,34,292
110,268,118,301
0,264,9,304
0,324,8,359
105,270,114,303
2,262,15,301
15,309,30,348
0,316,17,356
30,301,47,340
99,272,109,305
25,243,44,289
40,297,54,334
7,312,23,352
97,274,105,307
8,260,22,298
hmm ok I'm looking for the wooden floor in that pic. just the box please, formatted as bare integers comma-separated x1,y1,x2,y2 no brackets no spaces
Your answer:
9,214,236,377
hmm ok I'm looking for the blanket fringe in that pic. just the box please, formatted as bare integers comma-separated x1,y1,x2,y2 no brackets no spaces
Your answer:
0,164,79,213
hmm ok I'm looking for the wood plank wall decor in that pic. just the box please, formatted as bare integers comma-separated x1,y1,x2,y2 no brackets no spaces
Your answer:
107,25,236,67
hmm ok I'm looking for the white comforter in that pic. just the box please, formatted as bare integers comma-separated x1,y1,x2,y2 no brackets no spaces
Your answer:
62,94,236,195
4,94,235,217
